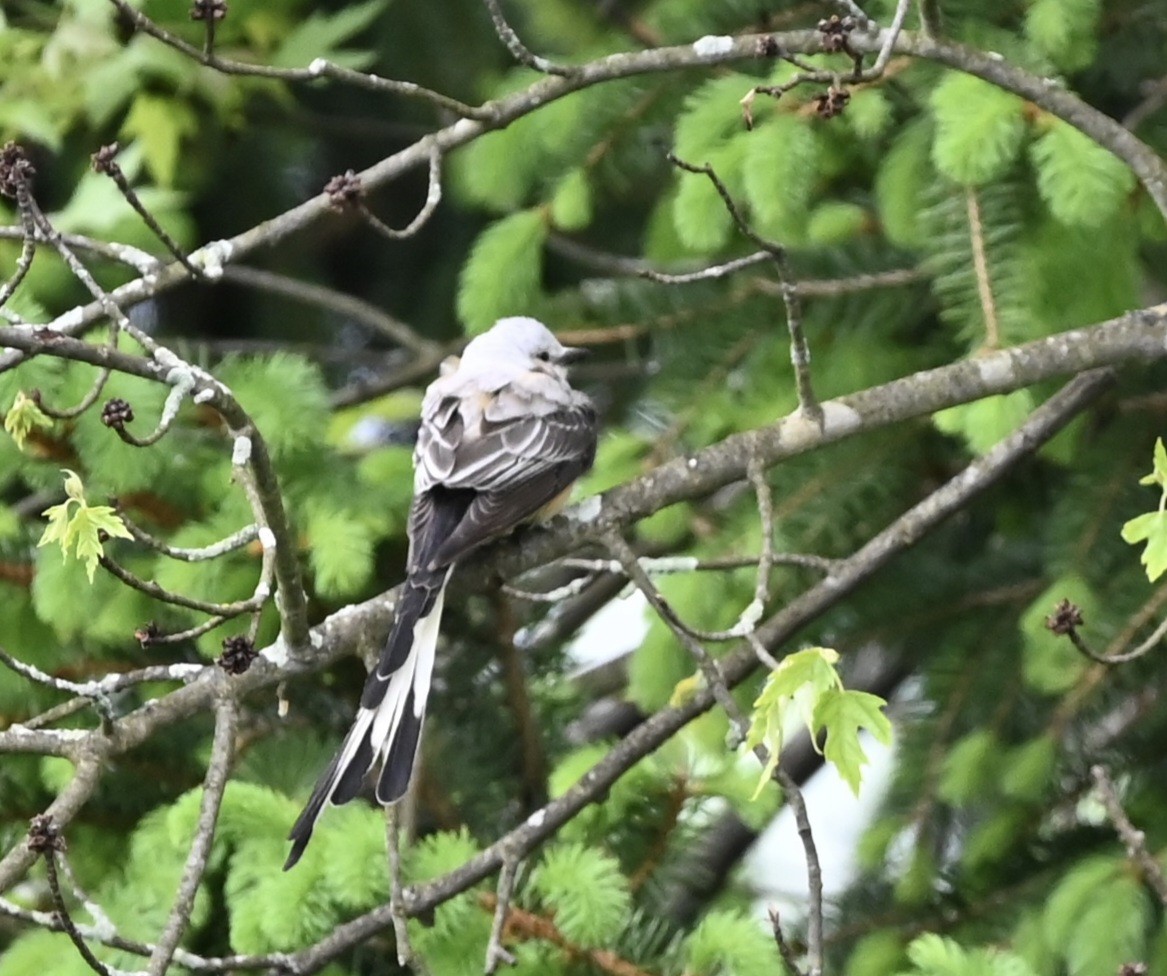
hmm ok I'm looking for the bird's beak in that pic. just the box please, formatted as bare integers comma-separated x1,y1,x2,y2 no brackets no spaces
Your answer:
557,346,589,364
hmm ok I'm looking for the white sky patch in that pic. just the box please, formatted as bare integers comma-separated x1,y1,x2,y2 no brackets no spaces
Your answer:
692,34,734,57
232,435,252,466
745,735,895,917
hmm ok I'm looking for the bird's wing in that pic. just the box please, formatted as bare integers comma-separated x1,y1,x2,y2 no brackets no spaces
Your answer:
410,383,596,571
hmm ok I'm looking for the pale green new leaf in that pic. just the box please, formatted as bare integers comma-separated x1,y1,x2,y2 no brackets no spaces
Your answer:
815,689,893,795
1122,444,1167,581
3,391,53,452
743,647,842,797
37,469,132,583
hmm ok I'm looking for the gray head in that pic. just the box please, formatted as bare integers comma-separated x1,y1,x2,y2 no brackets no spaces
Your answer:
460,317,587,374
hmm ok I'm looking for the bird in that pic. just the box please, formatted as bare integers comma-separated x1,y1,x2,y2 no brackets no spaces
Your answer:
285,316,597,869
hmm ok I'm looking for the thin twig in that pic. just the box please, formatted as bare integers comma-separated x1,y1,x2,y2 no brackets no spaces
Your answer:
768,906,807,976
359,145,444,241
775,769,824,976
480,0,574,76
148,693,237,975
106,0,486,118
1091,765,1167,906
0,204,37,308
118,514,259,562
603,530,748,742
222,266,437,354
92,144,205,280
385,806,415,967
667,152,820,420
965,187,1000,349
484,854,520,973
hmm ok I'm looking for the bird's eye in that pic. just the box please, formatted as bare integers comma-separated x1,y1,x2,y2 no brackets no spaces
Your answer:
536,351,551,362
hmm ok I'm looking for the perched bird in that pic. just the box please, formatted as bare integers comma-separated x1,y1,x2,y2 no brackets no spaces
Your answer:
286,316,597,868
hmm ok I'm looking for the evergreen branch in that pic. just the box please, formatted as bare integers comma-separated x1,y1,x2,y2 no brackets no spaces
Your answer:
147,693,237,976
478,890,654,976
1091,765,1167,906
965,188,1001,349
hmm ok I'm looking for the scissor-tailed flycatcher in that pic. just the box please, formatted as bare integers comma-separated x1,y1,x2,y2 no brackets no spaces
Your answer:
286,317,596,868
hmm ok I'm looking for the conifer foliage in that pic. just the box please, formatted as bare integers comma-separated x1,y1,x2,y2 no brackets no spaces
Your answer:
1,1,1167,975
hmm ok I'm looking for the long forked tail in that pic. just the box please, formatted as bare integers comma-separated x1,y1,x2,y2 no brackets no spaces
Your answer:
284,570,450,869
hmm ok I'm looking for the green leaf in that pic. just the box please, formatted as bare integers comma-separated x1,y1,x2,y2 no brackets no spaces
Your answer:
743,647,843,797
3,391,53,452
272,0,387,69
876,120,934,248
931,74,1027,185
532,842,630,947
549,168,592,231
1030,119,1135,227
36,469,132,583
120,93,199,186
457,209,547,334
672,144,740,252
815,689,893,795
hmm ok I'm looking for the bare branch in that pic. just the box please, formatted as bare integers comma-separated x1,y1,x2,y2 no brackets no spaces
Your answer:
484,853,520,974
1091,765,1167,906
481,0,574,76
148,693,237,976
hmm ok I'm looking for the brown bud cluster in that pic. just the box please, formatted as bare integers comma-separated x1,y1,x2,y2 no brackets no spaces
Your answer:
218,634,258,674
817,14,856,54
101,398,135,429
1044,598,1083,636
91,143,121,175
135,621,162,646
814,87,851,119
325,170,364,210
191,0,228,21
0,142,35,199
27,814,65,854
